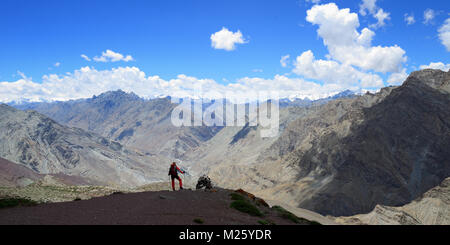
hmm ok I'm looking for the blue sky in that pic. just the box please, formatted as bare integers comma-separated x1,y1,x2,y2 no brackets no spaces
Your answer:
0,0,449,102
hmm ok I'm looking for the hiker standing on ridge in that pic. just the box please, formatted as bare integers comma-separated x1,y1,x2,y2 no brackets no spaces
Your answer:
168,162,184,191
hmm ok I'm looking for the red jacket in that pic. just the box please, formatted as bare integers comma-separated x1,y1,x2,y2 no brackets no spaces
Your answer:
168,164,184,176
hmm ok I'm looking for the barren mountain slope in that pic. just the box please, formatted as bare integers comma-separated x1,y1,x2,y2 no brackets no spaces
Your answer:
285,69,450,216
0,104,168,188
200,69,450,217
199,87,395,200
0,157,42,187
182,105,313,177
15,91,220,158
334,177,450,225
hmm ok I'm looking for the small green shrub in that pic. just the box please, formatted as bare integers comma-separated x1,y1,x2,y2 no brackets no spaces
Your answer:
272,205,321,225
193,218,204,224
230,200,263,217
229,193,245,201
258,220,276,225
308,220,321,225
0,198,38,209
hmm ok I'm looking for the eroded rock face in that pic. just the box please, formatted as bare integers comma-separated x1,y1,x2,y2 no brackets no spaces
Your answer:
334,177,450,225
407,69,450,93
198,69,450,217
0,104,168,188
292,69,450,216
14,90,221,159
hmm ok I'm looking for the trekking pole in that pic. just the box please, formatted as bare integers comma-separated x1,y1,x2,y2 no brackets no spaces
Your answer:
180,167,188,188
180,170,185,189
182,173,185,189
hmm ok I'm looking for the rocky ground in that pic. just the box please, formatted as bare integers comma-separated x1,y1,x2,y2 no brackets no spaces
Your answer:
0,176,174,203
0,188,320,225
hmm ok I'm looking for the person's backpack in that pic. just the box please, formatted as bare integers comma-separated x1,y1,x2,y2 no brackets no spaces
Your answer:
169,165,178,176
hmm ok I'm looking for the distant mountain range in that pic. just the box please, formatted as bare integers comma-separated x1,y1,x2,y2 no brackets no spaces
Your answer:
12,90,221,159
279,89,357,107
10,88,357,160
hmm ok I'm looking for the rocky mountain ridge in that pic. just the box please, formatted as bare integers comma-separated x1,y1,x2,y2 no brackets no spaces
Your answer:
334,177,450,225
0,104,168,188
13,90,220,159
194,69,450,216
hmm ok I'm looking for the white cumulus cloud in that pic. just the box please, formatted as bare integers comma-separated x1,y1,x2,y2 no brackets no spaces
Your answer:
359,0,390,29
306,3,406,73
210,27,247,51
387,68,408,85
438,18,450,51
293,50,384,88
92,50,134,62
423,9,435,25
280,55,290,68
305,0,321,4
420,62,450,71
404,13,415,25
359,0,377,16
0,66,357,103
370,8,390,29
81,54,91,61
